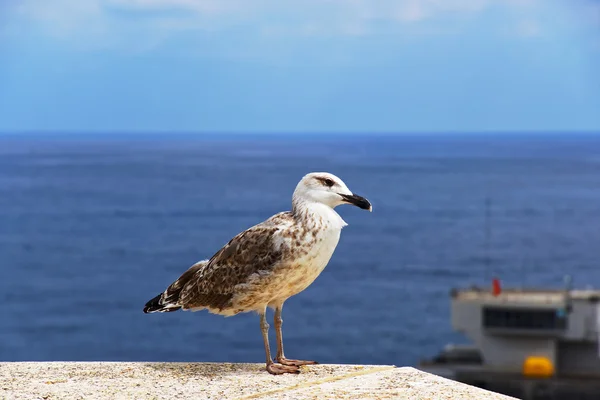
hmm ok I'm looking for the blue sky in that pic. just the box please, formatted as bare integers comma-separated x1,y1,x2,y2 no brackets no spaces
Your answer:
1,0,599,133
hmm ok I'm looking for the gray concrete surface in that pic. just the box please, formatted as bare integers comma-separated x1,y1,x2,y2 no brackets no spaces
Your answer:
0,362,516,399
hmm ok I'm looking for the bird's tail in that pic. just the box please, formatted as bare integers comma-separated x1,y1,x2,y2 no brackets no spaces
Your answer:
143,292,181,313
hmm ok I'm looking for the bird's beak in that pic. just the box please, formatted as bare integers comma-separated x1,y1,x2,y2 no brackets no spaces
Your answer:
339,193,373,212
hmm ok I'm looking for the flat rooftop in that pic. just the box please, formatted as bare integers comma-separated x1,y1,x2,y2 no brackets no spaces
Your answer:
453,287,600,304
0,362,516,399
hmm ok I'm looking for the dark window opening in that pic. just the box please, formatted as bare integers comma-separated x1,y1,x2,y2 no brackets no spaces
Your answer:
483,307,567,330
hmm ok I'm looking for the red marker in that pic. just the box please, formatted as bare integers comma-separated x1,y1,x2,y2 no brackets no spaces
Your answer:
492,278,502,296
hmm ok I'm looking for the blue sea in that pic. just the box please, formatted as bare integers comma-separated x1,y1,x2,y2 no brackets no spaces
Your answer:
1,133,600,367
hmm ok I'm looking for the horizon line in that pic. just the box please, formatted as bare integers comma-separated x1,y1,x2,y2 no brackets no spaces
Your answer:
1,130,600,136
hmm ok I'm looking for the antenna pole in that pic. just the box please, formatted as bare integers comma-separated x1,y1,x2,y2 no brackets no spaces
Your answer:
484,196,491,285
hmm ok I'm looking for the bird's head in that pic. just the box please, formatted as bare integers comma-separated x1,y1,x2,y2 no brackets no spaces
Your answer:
293,172,372,211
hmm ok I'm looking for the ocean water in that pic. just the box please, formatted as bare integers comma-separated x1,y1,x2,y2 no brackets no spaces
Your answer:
1,133,600,367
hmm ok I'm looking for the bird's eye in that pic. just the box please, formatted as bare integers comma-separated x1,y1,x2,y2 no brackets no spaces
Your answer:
323,178,334,187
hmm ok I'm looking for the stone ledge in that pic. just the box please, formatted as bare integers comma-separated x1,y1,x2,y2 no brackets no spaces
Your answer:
0,362,516,399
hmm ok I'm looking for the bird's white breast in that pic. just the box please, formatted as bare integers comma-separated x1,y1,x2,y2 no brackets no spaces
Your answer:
271,203,345,300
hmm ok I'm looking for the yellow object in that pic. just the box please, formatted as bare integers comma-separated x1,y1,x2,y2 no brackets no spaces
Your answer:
523,356,555,378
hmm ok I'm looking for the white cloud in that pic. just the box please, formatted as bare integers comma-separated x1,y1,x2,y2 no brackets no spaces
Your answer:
103,0,492,21
16,0,104,32
7,0,110,46
104,0,241,15
3,0,562,51
10,0,538,31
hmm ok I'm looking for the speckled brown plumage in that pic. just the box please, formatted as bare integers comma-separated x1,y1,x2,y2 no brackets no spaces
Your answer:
179,212,298,313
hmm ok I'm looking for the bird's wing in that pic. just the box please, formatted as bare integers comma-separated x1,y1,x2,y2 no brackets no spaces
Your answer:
160,259,209,306
178,212,294,311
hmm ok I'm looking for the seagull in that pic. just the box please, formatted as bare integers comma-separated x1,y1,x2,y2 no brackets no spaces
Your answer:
143,172,372,374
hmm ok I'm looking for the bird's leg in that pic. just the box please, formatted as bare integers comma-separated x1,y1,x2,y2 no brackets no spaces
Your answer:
259,311,299,375
274,306,318,367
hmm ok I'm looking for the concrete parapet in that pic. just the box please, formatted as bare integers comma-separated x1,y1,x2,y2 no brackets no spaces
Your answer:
0,362,517,399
